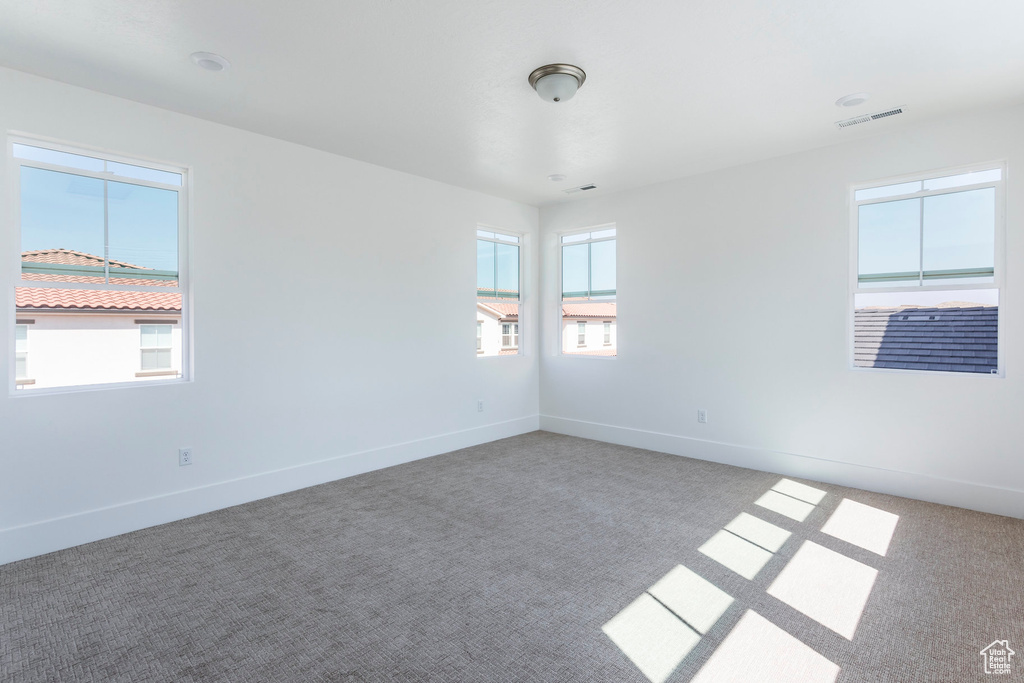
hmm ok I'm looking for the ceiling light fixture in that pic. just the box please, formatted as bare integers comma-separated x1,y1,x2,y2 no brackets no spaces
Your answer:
548,174,567,182
529,64,586,103
191,52,231,72
835,92,869,108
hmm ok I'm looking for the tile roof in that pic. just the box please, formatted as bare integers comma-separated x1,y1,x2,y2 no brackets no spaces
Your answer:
16,287,182,312
18,250,181,312
22,248,148,270
854,306,997,374
562,302,617,318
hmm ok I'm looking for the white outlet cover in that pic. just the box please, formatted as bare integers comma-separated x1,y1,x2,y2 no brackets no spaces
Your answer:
179,448,193,466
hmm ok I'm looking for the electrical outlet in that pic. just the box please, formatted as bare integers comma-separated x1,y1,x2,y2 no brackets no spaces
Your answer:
179,448,193,466
477,400,484,413
697,409,708,424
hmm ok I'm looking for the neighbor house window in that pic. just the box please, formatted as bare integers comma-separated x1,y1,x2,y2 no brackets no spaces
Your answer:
477,228,521,357
12,138,189,391
561,226,616,356
603,321,612,345
502,323,519,349
852,165,1003,374
140,324,173,372
15,324,28,381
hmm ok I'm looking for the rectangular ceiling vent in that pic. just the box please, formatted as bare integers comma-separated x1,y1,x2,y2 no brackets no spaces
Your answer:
564,183,597,194
836,107,904,129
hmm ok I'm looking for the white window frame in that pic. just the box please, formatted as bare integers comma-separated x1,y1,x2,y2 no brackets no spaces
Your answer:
557,224,616,359
603,321,612,346
848,161,1005,377
9,135,191,394
476,225,524,358
577,321,587,347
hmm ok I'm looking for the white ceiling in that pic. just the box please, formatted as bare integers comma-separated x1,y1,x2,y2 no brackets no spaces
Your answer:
1,0,1023,206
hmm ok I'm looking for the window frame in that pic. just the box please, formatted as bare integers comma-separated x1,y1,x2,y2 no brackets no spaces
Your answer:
603,321,612,346
476,225,524,358
9,135,192,395
557,224,617,359
848,161,1006,377
577,321,587,347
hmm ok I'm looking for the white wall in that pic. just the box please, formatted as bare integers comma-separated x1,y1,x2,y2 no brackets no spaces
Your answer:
0,67,539,564
540,104,1024,519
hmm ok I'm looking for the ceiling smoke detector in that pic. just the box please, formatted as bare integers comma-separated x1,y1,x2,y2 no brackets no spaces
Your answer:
529,64,586,103
835,92,870,108
190,52,230,72
548,174,567,182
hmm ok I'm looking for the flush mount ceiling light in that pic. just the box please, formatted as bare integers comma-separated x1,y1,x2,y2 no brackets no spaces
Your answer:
548,174,567,182
835,92,869,108
190,52,230,72
529,64,586,103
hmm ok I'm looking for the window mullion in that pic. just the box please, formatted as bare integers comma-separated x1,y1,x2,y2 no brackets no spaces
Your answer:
103,176,110,284
917,196,924,286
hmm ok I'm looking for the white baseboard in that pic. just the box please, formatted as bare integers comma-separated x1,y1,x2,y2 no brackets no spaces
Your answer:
1,414,540,566
540,415,1024,520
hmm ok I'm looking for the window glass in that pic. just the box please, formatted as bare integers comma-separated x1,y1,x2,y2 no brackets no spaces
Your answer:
477,230,520,357
922,188,994,279
858,199,921,285
853,166,1001,375
561,228,616,356
561,244,589,298
108,181,179,286
13,140,187,391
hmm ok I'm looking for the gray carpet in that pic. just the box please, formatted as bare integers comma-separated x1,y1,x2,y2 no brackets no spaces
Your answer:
2,431,1022,682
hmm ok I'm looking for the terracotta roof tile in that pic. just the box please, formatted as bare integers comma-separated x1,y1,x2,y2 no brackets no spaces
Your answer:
16,287,181,312
22,248,148,270
562,303,616,318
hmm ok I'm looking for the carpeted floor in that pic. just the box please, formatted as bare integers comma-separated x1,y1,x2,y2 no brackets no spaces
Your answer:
2,431,1022,682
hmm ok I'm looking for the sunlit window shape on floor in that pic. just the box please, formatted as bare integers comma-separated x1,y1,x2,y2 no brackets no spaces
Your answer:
772,478,827,505
820,499,899,556
724,512,792,553
689,610,840,683
602,593,701,683
699,529,774,580
647,565,734,634
755,490,816,522
766,540,878,640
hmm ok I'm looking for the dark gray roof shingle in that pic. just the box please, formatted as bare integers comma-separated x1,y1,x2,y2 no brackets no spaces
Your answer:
854,306,998,374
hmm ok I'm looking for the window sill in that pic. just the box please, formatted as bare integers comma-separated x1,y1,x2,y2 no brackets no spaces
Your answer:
15,378,36,386
135,370,180,378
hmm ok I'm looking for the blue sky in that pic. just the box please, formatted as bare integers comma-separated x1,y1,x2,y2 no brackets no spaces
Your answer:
20,166,178,273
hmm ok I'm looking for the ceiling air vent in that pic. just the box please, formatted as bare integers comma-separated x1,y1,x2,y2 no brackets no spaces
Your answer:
564,183,597,194
836,106,904,129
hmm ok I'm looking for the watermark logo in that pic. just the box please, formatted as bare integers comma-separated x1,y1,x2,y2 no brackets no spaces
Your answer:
981,640,1015,675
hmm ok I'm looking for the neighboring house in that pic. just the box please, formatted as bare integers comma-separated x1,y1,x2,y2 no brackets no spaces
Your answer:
477,301,520,356
561,302,616,356
16,249,183,390
854,304,997,374
475,292,617,356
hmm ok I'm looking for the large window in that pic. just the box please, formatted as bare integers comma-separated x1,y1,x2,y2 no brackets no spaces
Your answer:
477,228,521,357
561,227,616,356
852,165,1003,374
11,139,189,391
